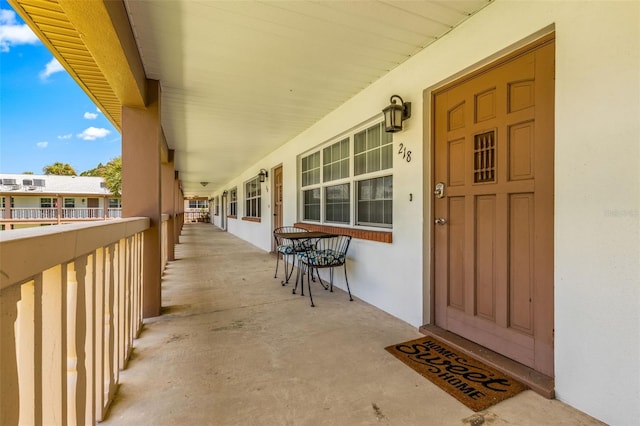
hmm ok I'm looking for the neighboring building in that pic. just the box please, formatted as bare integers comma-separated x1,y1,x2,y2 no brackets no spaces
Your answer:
0,173,121,230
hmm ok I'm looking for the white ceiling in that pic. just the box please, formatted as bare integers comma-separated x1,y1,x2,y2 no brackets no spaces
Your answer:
123,0,491,196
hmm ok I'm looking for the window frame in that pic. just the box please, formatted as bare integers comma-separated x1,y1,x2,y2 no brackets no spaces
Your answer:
229,187,238,217
188,199,208,209
298,120,393,229
243,176,262,219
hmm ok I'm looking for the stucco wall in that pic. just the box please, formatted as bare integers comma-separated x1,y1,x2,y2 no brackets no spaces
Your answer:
209,1,639,423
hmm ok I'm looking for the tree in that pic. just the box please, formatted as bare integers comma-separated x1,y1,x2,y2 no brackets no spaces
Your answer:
23,171,34,175
81,156,122,197
80,163,106,177
102,157,122,197
42,162,77,176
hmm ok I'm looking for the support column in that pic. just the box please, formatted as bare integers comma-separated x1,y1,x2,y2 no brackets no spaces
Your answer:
122,79,162,318
56,196,63,224
173,171,182,243
161,147,176,262
3,196,11,219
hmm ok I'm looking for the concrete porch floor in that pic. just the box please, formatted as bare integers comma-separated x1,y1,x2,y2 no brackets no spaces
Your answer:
102,224,603,426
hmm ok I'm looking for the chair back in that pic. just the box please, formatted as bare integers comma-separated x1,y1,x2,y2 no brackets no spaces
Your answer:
273,226,310,253
307,234,352,268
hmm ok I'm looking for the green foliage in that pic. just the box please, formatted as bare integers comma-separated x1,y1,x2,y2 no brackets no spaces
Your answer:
102,157,122,197
80,163,106,177
80,157,122,197
43,157,122,196
42,162,77,176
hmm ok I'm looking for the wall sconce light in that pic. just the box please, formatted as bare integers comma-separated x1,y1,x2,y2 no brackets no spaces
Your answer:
382,95,411,133
258,168,269,183
222,190,228,197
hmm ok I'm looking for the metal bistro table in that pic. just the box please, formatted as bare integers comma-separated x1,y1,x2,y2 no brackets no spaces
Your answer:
273,230,336,287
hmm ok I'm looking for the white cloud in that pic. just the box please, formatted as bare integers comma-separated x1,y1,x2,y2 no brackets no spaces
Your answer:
36,141,48,148
0,9,39,52
84,112,98,120
39,58,64,80
57,134,72,140
77,127,110,141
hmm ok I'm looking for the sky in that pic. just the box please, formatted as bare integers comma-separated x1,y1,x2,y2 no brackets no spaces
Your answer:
0,0,121,175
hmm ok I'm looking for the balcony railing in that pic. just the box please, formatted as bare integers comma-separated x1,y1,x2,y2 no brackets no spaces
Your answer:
184,208,209,223
0,207,122,221
0,218,149,424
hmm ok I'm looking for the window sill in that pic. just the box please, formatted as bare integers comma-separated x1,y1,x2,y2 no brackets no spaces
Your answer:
242,217,261,223
294,222,392,243
227,215,237,219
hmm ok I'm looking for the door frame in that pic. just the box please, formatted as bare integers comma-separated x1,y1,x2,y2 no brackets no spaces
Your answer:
221,192,227,231
271,164,283,252
425,31,556,370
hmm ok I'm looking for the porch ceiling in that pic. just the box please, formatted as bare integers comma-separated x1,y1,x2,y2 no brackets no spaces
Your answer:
13,0,492,196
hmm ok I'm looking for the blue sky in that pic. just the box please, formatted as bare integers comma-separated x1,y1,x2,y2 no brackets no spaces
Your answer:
0,0,121,175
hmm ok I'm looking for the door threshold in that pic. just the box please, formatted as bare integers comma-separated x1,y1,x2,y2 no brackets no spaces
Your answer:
419,325,554,399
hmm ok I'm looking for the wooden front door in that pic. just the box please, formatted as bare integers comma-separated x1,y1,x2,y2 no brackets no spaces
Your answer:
272,166,283,250
433,35,555,376
87,197,99,218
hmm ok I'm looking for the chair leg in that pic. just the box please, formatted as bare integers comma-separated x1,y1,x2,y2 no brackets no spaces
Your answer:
284,254,295,284
274,253,280,278
307,264,315,307
344,264,353,301
282,254,290,285
329,268,334,292
293,261,302,294
313,267,327,290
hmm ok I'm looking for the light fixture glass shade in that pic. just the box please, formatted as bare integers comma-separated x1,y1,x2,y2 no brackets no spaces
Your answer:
383,95,411,133
383,103,404,132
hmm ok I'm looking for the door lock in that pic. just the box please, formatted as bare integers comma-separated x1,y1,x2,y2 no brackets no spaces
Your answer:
434,182,445,198
434,218,447,225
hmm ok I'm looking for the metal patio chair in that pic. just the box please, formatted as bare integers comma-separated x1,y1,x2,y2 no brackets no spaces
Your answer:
273,226,311,285
296,234,353,307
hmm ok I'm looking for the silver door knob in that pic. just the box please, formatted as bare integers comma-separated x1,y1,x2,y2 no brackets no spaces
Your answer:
434,218,447,225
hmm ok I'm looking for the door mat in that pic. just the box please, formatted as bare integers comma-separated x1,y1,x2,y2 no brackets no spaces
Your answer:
385,335,527,411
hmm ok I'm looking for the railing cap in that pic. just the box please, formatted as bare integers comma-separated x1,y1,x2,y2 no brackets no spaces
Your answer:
0,217,150,290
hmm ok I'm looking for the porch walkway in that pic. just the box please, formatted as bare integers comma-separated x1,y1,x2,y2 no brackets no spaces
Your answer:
102,224,601,426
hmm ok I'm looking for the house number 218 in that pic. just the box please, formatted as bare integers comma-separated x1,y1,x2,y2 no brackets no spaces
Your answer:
398,143,412,162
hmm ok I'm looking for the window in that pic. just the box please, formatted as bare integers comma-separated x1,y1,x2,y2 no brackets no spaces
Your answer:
40,198,53,208
323,138,349,182
64,198,75,208
109,198,122,208
301,152,320,186
357,175,392,227
300,121,393,228
244,176,261,218
325,183,350,224
303,188,320,221
214,196,220,216
229,188,237,216
354,123,393,175
188,199,208,209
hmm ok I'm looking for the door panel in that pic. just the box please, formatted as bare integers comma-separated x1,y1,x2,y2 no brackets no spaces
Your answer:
433,35,555,376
